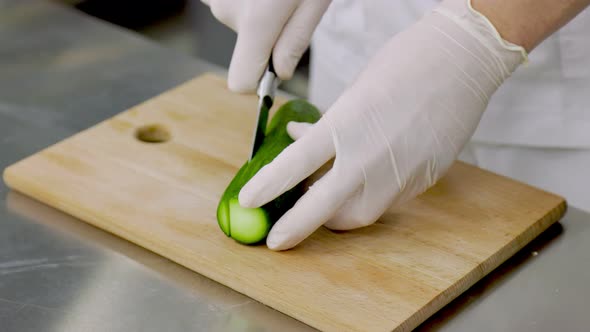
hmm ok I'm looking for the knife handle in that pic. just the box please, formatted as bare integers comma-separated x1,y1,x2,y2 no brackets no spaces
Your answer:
257,57,280,99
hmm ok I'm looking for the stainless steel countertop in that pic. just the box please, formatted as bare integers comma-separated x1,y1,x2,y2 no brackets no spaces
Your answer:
1,2,589,332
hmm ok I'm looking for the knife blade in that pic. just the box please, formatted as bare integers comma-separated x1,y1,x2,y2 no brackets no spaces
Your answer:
249,60,280,161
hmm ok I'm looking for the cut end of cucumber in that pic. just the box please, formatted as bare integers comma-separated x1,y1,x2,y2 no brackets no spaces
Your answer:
217,200,231,237
227,197,270,245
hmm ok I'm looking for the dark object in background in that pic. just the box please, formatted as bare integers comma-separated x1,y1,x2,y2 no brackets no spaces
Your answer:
74,0,187,30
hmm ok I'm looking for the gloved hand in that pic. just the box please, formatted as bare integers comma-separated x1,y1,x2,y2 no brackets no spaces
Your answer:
200,0,331,92
238,0,528,250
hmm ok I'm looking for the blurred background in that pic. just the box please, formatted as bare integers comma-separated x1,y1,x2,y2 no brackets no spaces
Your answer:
57,0,311,98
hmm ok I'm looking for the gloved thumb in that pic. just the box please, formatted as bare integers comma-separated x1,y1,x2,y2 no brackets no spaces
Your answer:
286,121,313,140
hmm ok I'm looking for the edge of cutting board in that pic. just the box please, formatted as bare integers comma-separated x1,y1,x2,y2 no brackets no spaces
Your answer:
401,190,566,331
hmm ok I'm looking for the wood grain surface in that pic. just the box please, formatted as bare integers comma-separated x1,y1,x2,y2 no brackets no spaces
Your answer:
2,73,566,332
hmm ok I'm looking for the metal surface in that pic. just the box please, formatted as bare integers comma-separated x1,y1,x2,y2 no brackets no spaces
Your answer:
0,2,589,332
250,61,279,160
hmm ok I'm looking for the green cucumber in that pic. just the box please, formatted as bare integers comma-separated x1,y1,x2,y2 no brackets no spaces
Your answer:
216,99,322,245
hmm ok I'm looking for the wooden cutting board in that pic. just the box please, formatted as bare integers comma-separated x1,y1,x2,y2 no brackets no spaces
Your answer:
2,73,566,332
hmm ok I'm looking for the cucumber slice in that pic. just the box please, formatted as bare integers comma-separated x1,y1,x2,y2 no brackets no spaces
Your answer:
216,99,322,245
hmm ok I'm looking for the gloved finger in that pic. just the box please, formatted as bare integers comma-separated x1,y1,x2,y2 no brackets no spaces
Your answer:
238,118,334,208
323,189,391,230
286,121,334,191
325,154,438,230
323,122,404,230
228,0,300,92
205,0,239,31
272,0,331,80
266,169,359,250
286,121,313,140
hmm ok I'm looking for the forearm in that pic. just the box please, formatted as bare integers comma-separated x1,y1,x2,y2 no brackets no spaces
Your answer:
472,0,590,52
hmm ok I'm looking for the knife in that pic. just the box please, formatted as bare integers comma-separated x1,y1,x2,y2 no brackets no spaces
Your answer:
249,59,280,161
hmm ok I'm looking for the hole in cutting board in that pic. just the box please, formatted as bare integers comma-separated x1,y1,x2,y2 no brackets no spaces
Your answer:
135,124,171,143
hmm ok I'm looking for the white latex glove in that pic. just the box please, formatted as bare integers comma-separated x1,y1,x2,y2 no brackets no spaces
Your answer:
238,0,528,250
200,0,331,92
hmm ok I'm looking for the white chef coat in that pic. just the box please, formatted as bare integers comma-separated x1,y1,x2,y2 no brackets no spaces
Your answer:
307,1,590,211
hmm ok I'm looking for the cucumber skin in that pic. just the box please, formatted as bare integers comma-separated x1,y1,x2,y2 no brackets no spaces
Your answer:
217,99,322,245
